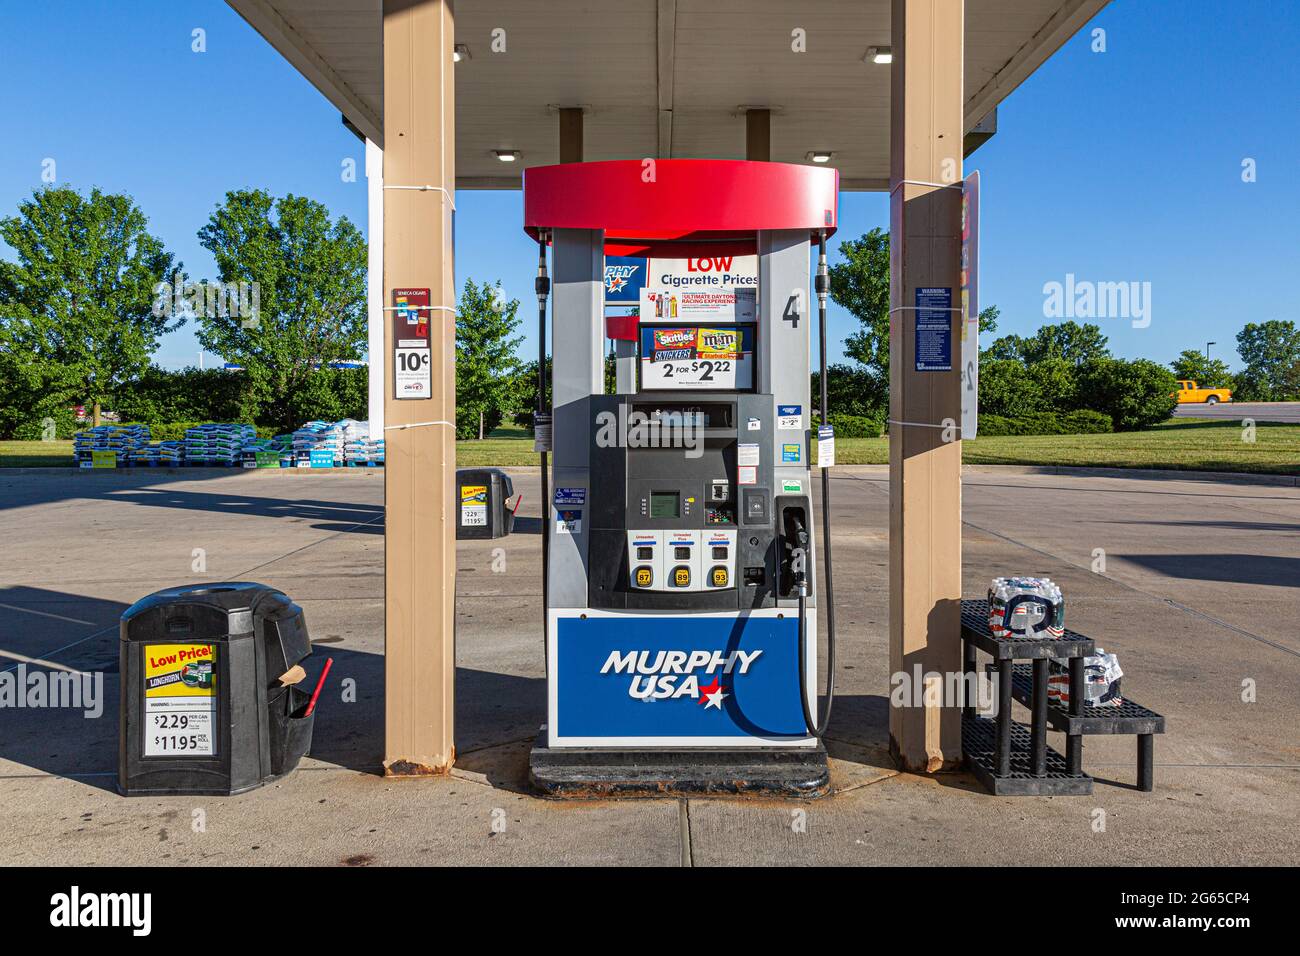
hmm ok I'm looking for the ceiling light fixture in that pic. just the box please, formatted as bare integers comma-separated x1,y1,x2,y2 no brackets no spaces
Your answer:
806,151,834,164
866,46,892,64
494,149,520,162
453,44,471,62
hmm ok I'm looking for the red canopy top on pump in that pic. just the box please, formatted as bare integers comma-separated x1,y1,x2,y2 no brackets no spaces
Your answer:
523,159,838,257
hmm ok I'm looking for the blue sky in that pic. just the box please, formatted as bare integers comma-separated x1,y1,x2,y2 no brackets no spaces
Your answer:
2,0,1297,372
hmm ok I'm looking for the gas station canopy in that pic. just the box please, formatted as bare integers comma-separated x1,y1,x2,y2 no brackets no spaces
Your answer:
523,159,838,254
226,0,1106,189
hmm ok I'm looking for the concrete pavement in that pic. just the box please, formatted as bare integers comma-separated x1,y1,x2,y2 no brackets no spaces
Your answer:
1,465,1297,865
1173,401,1300,423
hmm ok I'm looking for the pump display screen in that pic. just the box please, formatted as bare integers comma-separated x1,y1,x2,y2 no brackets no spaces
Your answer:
650,492,680,518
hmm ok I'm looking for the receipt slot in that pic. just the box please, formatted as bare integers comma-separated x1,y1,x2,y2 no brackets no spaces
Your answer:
523,160,840,797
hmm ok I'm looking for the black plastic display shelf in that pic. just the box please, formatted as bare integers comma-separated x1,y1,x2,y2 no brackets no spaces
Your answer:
961,600,1094,659
1003,663,1165,736
962,715,1093,796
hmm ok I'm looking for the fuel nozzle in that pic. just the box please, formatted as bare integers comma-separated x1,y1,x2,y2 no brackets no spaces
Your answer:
785,509,810,598
815,230,830,309
535,231,550,302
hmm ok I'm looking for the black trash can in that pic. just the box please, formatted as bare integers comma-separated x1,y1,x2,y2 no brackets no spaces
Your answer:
118,582,315,797
456,467,515,539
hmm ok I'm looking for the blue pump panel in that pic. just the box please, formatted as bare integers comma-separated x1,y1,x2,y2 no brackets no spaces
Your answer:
551,612,813,744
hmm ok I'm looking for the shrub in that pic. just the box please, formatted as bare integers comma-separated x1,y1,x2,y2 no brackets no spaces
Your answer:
1076,358,1177,431
113,366,248,424
976,359,1048,417
1058,409,1113,433
107,364,371,432
11,402,79,440
812,413,884,438
114,421,277,441
976,410,1112,437
810,364,887,418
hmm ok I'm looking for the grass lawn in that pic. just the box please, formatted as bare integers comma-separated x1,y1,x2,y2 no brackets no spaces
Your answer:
5,419,1296,475
0,440,76,467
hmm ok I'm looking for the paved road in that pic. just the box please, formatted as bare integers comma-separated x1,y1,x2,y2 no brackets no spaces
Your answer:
1173,401,1300,423
1,466,1297,865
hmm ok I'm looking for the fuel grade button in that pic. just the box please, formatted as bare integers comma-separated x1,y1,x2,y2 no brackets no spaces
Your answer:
671,566,691,588
710,566,729,588
634,567,654,588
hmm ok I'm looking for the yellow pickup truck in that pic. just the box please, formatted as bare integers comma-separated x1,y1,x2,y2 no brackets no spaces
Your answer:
1173,380,1232,404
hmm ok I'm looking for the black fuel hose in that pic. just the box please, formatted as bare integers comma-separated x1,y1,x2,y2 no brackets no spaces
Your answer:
536,235,550,662
797,231,837,738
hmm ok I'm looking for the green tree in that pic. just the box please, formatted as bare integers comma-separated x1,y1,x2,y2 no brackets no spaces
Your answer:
984,334,1027,362
831,228,890,375
456,278,523,439
511,357,552,430
1235,320,1300,401
1170,349,1232,387
989,321,1109,366
830,227,997,415
810,363,887,417
0,186,179,426
195,190,367,430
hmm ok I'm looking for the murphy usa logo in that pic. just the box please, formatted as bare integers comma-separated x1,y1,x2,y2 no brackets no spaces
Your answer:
600,648,762,707
604,261,641,296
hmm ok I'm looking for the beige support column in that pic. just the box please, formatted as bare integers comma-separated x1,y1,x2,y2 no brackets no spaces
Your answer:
559,108,584,164
382,0,456,776
888,0,963,772
745,108,771,162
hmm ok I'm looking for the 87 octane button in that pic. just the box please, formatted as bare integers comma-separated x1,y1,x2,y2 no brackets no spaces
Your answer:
395,346,431,399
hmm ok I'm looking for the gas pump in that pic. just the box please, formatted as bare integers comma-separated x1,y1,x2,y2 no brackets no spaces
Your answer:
524,160,839,796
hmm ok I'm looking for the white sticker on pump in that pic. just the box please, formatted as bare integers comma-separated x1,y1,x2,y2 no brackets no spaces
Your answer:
737,465,757,485
737,443,760,467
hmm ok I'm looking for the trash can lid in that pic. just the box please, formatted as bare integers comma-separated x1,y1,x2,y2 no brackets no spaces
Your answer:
121,582,283,631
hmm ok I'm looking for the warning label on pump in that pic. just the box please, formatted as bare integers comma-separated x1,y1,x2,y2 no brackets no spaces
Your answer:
460,485,488,526
144,643,217,757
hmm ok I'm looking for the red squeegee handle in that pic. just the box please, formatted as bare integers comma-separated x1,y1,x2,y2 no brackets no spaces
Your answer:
303,657,334,718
